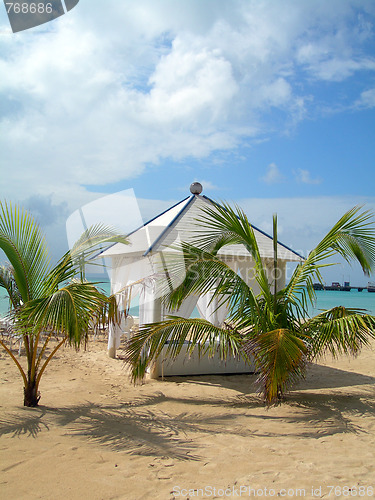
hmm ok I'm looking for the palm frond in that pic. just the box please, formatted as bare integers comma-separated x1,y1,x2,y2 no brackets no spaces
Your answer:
244,328,308,404
70,223,129,258
19,281,112,347
159,242,254,313
46,225,129,290
157,202,274,315
0,200,51,302
194,202,263,259
286,206,375,307
0,264,22,309
125,317,246,381
326,206,375,274
195,202,273,301
304,306,375,359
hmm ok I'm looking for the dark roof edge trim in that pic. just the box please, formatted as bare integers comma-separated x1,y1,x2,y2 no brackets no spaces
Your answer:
93,195,191,259
202,195,305,260
143,195,195,256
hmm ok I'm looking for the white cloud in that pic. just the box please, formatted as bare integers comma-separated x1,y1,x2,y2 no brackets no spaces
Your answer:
1,0,374,204
19,191,375,285
238,195,375,285
23,195,68,227
146,38,238,124
355,88,375,108
297,39,375,82
261,163,285,184
197,180,219,191
239,194,375,240
294,169,322,185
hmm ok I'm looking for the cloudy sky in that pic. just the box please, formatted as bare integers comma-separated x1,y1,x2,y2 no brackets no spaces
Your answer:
1,0,375,285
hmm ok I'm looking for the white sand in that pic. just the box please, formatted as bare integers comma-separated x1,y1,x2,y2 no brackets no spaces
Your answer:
1,337,374,499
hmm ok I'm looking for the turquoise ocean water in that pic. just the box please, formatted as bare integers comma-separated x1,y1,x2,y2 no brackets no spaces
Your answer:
307,288,375,316
1,281,374,317
88,280,375,317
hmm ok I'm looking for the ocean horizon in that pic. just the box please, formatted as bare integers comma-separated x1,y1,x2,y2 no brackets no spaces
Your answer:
1,283,374,317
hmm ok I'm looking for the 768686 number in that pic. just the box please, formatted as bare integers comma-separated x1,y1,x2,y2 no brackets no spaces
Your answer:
5,3,53,14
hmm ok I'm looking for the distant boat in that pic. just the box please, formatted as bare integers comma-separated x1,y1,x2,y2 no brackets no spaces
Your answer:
368,282,375,293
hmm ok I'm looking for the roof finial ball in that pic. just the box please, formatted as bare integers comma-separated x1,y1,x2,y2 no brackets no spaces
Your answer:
190,182,203,195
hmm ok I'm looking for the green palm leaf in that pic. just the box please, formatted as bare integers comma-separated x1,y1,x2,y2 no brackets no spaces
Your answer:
304,306,375,359
0,200,50,302
160,242,255,314
0,200,128,406
244,328,308,404
0,264,22,310
127,200,375,405
286,206,375,305
20,282,104,343
125,316,246,381
47,223,129,289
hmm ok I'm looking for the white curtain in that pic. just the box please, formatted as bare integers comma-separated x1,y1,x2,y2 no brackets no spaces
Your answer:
139,283,199,326
108,254,259,344
107,285,126,351
164,295,198,320
196,291,228,327
196,259,238,327
139,278,158,326
108,255,155,350
237,258,260,294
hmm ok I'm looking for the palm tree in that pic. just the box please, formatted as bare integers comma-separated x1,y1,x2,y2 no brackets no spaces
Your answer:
125,201,375,404
0,200,128,407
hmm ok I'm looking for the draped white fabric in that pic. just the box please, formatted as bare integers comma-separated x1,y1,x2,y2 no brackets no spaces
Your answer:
196,291,228,327
108,255,156,350
237,258,261,294
107,282,124,350
139,286,199,325
164,295,198,320
196,258,238,326
108,254,261,348
102,194,296,364
139,278,158,325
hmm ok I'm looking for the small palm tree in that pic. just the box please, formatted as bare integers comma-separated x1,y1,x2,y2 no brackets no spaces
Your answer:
125,202,375,404
0,201,127,407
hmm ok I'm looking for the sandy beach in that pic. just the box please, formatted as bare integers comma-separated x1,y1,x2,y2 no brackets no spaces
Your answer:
1,337,374,500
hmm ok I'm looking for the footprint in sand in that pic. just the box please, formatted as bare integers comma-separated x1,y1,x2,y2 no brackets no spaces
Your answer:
148,457,176,480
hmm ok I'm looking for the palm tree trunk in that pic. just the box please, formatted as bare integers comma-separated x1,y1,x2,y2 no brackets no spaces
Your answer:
24,376,40,407
24,336,40,407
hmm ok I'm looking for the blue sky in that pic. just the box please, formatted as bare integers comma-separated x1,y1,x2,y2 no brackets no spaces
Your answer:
1,0,375,286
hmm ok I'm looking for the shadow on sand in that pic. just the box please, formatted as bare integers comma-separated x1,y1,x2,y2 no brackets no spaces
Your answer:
160,362,375,392
0,363,374,460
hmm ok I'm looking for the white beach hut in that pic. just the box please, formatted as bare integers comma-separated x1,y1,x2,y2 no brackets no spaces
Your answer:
100,183,303,377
